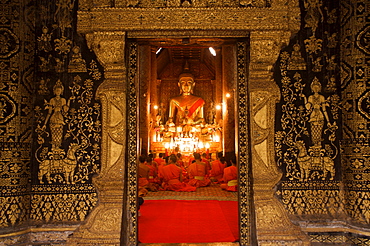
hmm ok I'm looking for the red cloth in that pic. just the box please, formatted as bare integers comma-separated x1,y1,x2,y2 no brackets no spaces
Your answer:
138,200,239,243
187,98,205,118
160,164,196,192
221,166,237,192
187,161,211,187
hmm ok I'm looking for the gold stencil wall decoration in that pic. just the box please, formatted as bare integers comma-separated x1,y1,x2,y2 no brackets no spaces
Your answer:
78,0,271,8
274,1,344,238
0,0,34,229
34,75,101,186
29,0,103,232
340,0,370,139
30,186,98,222
340,0,370,227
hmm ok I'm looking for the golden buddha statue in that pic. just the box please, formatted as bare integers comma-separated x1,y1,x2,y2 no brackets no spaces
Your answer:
168,68,205,126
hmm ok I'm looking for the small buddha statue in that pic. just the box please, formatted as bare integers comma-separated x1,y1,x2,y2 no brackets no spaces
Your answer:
168,66,205,126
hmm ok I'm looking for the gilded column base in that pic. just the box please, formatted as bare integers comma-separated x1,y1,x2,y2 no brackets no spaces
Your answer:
67,179,124,245
254,195,310,246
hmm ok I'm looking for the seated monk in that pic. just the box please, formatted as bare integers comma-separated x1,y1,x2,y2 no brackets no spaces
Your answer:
220,156,238,192
201,152,211,176
159,154,196,192
187,153,211,188
146,157,160,191
138,155,150,193
176,153,189,183
210,152,226,183
154,153,166,166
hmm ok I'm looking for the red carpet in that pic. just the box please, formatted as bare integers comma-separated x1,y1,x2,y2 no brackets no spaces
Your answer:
138,200,239,243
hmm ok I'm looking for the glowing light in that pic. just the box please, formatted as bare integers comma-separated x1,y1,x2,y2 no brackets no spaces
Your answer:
205,143,210,149
153,105,158,110
156,47,163,55
198,142,204,149
225,93,231,98
209,47,216,56
164,142,170,149
216,104,222,110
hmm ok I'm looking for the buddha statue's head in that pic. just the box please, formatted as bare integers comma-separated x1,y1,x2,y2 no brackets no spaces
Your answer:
178,73,195,95
178,62,195,95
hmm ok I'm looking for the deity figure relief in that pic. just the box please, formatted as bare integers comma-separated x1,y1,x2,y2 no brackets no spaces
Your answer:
300,77,332,147
325,54,337,71
37,26,52,52
312,56,323,72
168,64,205,126
325,7,337,24
303,0,323,35
38,78,50,95
54,0,75,34
288,43,306,71
43,79,74,150
40,55,52,72
325,75,337,93
325,32,338,48
156,102,166,126
207,101,216,124
55,58,65,73
68,46,87,73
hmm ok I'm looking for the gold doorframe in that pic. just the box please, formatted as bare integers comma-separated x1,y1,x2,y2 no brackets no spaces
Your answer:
70,3,311,245
124,39,257,245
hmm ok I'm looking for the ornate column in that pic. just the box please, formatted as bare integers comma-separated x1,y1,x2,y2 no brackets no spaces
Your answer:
68,31,126,245
249,31,310,245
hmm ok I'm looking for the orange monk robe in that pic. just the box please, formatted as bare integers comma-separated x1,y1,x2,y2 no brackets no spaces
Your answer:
138,163,150,192
151,160,159,169
187,161,211,188
146,163,159,183
187,157,195,167
210,160,225,183
201,158,211,175
159,164,196,192
220,166,238,192
177,161,189,183
154,157,166,166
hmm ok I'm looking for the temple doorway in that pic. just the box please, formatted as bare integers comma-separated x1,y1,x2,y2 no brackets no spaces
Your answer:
137,38,237,158
135,38,242,243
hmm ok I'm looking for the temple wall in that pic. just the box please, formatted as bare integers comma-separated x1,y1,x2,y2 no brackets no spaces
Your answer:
0,0,34,232
1,0,104,244
1,0,370,245
274,0,370,244
31,0,102,226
